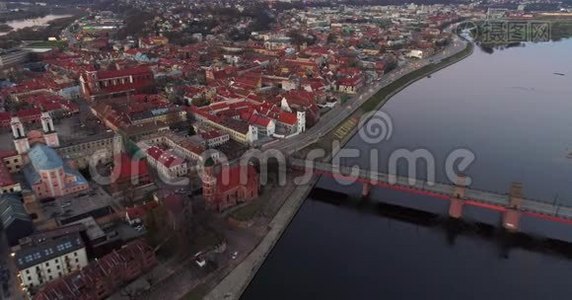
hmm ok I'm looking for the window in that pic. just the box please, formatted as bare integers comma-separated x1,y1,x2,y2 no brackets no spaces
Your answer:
27,276,31,281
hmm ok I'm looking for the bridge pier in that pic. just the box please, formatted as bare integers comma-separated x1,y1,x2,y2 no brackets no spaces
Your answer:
502,182,523,232
362,182,372,198
448,176,467,219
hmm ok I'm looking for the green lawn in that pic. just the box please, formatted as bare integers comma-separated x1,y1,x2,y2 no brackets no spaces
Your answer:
229,198,265,221
26,40,67,49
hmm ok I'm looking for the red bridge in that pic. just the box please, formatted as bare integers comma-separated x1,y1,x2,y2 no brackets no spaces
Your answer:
289,159,572,231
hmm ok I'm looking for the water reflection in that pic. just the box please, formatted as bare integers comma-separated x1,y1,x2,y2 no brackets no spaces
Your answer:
243,40,572,299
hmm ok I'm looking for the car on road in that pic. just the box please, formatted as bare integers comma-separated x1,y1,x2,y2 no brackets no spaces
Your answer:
231,251,239,260
195,258,207,268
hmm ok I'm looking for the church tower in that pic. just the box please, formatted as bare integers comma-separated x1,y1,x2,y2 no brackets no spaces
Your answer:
80,70,99,99
11,117,29,154
41,112,59,148
202,164,218,210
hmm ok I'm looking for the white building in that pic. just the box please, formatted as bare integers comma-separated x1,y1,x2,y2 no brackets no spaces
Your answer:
15,232,89,292
144,146,188,180
198,129,231,148
406,50,424,59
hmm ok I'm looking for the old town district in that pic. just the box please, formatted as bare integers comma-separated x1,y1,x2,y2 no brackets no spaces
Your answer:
0,4,471,299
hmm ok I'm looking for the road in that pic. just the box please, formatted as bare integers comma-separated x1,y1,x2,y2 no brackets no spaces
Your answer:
263,34,468,155
0,233,24,300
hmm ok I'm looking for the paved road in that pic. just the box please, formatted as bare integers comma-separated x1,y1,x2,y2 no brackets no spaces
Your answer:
204,179,317,300
0,234,24,300
263,35,468,155
204,27,472,300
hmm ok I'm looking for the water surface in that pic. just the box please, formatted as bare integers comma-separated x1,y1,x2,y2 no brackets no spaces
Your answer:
243,40,572,299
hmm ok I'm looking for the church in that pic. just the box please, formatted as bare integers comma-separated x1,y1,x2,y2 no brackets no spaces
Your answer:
202,164,259,212
22,144,89,200
10,112,89,199
10,112,59,155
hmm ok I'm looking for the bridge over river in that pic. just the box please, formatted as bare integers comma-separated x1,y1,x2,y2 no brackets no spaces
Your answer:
288,158,572,231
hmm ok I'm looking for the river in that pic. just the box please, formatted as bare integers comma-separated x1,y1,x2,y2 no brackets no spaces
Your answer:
242,39,572,299
0,14,72,36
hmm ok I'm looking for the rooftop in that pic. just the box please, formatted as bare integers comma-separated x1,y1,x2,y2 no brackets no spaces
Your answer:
40,186,116,226
14,232,85,270
0,194,31,229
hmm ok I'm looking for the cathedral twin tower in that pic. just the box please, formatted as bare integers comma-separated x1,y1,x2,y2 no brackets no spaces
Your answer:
10,112,60,155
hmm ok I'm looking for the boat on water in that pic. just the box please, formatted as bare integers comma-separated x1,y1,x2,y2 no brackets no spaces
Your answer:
554,72,565,76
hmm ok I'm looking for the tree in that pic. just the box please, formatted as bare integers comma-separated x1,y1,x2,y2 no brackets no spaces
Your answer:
192,97,210,107
327,33,338,44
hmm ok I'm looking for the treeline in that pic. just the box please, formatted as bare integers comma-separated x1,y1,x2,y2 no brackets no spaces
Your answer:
0,10,47,23
115,9,154,40
164,3,278,43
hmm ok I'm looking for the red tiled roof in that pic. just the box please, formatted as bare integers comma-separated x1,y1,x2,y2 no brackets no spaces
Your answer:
147,146,185,168
0,150,18,159
199,129,227,140
126,201,158,220
0,163,15,187
34,239,156,300
0,112,11,122
248,113,272,127
338,76,363,87
277,111,297,125
117,153,150,180
97,66,153,80
216,165,257,194
16,108,42,119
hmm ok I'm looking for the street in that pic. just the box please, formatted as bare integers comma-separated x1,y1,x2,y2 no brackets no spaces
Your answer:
263,35,468,155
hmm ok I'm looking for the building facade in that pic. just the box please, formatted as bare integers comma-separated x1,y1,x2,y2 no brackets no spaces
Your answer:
0,49,30,68
0,194,34,246
15,232,88,292
57,133,122,169
22,144,89,200
144,146,188,180
34,240,156,300
203,165,259,212
79,66,155,101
